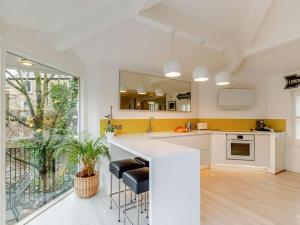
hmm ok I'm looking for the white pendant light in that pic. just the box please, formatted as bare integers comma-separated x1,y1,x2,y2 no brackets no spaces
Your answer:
193,66,209,82
215,71,231,86
192,41,209,82
137,86,147,95
120,83,127,93
155,88,164,96
163,32,181,77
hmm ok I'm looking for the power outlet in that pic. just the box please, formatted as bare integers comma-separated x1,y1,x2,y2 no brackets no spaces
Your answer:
114,124,122,130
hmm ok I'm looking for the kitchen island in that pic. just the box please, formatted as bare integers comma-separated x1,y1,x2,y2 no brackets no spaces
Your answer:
106,133,201,225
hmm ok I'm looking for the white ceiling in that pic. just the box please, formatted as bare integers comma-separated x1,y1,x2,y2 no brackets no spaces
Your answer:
162,0,256,47
1,0,300,77
0,0,114,33
72,19,228,79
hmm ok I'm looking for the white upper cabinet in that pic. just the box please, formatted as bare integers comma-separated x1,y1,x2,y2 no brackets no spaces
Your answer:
217,89,254,109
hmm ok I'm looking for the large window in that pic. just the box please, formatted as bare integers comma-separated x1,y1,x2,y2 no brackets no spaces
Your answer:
5,52,80,224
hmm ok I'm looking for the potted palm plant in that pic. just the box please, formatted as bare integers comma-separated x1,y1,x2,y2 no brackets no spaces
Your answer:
55,133,111,198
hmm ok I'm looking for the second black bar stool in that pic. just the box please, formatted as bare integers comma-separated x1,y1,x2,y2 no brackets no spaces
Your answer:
123,167,149,225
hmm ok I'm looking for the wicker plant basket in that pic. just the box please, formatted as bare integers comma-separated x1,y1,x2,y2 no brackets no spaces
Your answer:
74,171,99,198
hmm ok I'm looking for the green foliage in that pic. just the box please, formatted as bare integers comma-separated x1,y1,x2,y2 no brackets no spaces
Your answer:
54,133,111,178
6,70,80,192
105,113,115,132
106,123,115,132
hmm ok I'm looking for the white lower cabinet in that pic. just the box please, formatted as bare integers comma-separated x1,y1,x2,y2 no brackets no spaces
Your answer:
254,135,270,167
211,134,226,164
159,135,210,167
159,132,284,173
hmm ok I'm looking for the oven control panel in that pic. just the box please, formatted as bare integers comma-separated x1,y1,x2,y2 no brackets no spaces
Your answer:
226,134,255,141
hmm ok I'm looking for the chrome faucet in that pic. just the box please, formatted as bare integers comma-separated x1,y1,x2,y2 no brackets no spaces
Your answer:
148,117,154,133
186,121,193,132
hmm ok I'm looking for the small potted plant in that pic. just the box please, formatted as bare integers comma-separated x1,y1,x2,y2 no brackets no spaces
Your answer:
106,123,116,140
105,112,116,140
55,133,111,198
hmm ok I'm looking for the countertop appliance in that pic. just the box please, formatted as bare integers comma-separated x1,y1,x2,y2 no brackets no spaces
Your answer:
255,120,271,131
197,122,208,130
226,134,255,161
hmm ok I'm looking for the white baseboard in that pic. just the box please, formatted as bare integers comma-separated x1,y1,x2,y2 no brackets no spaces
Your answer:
286,165,300,173
210,163,268,172
200,165,210,170
267,168,276,174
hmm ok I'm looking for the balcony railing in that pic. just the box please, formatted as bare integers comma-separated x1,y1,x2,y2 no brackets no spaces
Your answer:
6,147,75,224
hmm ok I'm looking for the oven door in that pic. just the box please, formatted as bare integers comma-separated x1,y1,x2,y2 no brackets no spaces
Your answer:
226,140,255,161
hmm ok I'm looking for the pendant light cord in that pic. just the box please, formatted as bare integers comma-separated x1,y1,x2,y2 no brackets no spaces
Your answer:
199,40,204,62
171,32,174,57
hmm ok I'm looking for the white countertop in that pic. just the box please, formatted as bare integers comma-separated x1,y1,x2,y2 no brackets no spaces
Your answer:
148,130,281,138
107,130,282,161
107,133,199,161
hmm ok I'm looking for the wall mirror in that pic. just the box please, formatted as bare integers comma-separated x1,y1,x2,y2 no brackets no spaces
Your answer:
119,70,191,112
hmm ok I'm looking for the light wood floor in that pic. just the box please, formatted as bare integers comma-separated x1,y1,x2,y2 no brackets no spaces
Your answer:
201,169,300,225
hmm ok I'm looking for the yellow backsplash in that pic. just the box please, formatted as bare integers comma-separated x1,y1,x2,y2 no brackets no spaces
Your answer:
198,118,286,132
100,118,199,136
100,118,286,136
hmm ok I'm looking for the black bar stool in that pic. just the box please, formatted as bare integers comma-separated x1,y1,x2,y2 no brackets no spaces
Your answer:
123,167,149,225
109,159,144,222
134,157,149,167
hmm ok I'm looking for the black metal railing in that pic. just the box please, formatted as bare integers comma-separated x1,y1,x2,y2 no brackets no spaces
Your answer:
5,147,75,224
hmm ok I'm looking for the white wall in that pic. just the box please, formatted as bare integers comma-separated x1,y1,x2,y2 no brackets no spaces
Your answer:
197,69,300,173
198,71,267,119
85,63,199,137
266,73,300,172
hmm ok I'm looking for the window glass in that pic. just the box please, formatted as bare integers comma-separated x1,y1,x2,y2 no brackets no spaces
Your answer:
5,52,80,224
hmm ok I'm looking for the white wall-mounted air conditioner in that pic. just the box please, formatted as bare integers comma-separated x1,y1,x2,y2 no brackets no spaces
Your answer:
217,89,254,109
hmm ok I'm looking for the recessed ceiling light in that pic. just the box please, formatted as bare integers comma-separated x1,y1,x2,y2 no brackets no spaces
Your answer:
20,59,33,66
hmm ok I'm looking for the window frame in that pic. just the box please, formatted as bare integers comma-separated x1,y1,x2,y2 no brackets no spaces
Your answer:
0,46,7,225
293,92,300,145
26,80,32,93
2,51,84,225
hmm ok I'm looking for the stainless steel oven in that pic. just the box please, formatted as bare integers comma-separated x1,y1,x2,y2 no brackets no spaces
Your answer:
226,134,255,161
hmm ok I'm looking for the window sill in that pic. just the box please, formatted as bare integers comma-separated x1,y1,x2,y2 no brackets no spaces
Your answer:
16,188,74,225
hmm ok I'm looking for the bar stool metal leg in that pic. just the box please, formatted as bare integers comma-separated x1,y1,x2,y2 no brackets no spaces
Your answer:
140,194,143,214
118,179,121,222
144,193,147,212
146,192,149,219
124,184,127,225
110,173,113,209
137,194,140,225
